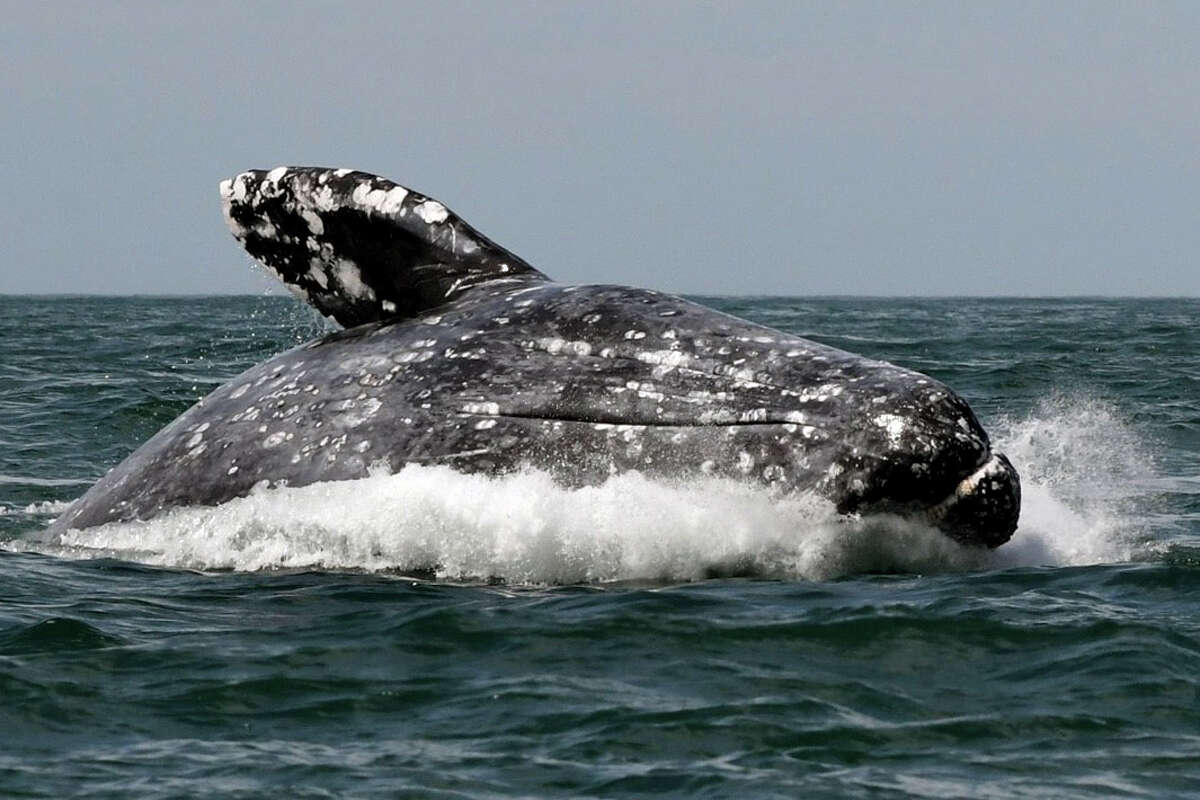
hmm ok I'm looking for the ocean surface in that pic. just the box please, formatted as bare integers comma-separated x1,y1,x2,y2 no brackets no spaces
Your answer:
1,295,1198,798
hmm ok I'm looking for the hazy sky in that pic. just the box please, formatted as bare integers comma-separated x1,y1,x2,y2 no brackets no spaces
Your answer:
3,1,1198,296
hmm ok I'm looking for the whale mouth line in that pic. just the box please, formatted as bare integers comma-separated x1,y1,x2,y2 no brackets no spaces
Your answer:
924,451,1021,547
941,452,1009,505
459,410,827,430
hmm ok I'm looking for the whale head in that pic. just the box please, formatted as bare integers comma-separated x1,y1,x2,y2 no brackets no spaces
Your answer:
815,377,1020,547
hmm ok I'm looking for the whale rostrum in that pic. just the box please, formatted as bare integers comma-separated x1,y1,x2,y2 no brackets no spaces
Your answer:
51,167,1020,548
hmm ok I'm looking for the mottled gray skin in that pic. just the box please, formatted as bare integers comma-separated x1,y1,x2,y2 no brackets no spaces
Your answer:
53,168,1020,546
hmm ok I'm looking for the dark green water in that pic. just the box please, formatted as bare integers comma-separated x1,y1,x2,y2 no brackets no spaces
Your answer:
2,296,1198,798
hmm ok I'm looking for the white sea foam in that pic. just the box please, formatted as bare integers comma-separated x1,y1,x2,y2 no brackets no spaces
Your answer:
987,394,1159,568
25,394,1157,583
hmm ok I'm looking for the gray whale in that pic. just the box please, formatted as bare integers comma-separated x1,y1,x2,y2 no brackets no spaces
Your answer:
52,167,1020,547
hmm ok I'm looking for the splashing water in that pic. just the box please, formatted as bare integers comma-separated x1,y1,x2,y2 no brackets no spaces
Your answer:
990,394,1158,568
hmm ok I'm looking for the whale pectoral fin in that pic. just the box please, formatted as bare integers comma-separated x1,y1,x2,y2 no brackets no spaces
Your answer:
220,167,548,328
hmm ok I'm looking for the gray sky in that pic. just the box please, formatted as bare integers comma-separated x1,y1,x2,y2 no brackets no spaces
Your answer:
2,1,1198,296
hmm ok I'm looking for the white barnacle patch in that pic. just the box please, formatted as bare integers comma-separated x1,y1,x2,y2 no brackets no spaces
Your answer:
415,200,449,224
739,407,768,423
339,354,392,374
227,465,239,476
637,386,665,402
635,349,690,369
262,431,288,449
462,401,500,416
340,397,382,428
873,413,908,446
624,329,647,340
382,300,397,313
736,451,755,474
698,408,738,425
307,260,330,288
232,175,250,202
333,259,376,300
233,406,261,422
299,207,324,235
378,186,408,214
312,184,336,211
400,347,439,362
722,366,760,384
582,313,602,324
362,187,388,211
784,410,807,424
537,337,592,356
474,419,497,430
350,182,373,206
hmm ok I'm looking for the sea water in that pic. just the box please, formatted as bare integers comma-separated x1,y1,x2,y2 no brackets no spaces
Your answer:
1,296,1197,798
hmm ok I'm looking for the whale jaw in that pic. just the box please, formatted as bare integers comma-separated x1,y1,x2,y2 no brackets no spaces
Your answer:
928,452,1021,548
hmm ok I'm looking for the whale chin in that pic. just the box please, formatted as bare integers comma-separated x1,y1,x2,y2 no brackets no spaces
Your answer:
928,452,1021,548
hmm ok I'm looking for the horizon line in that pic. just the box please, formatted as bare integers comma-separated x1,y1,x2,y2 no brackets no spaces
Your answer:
1,292,1197,301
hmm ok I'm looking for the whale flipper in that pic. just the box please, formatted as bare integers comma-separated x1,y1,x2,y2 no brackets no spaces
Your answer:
220,167,547,327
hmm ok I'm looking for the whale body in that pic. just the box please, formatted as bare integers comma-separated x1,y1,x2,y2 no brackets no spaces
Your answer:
51,167,1020,547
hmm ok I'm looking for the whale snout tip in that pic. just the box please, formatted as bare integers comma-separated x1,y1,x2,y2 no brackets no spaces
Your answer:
931,452,1021,548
